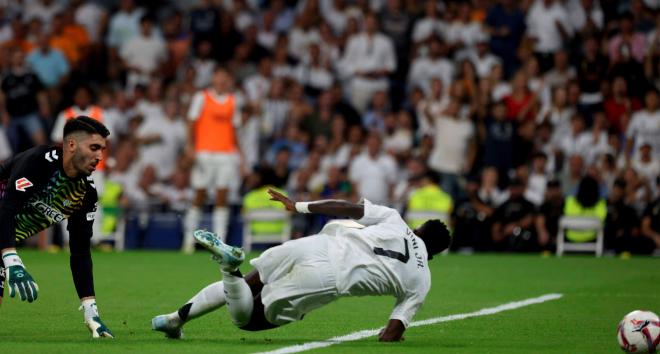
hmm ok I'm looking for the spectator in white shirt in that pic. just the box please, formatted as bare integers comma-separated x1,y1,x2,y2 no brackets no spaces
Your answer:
567,0,604,34
23,0,63,32
338,12,396,113
192,39,217,89
287,12,320,61
537,86,575,146
348,131,397,205
416,78,449,137
525,0,573,71
135,100,187,181
106,0,145,49
120,14,168,94
294,43,334,96
244,56,273,104
323,0,350,35
576,111,610,166
425,99,476,200
411,0,447,44
74,0,107,43
257,9,278,50
632,143,660,185
626,90,660,160
469,34,501,79
446,2,487,59
408,36,454,95
557,113,586,163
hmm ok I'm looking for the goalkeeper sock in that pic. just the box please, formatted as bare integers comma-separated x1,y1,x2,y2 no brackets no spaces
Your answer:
212,207,229,242
176,281,226,323
81,298,99,321
222,272,253,327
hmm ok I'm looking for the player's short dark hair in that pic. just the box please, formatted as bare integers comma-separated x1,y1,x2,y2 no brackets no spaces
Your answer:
64,116,110,139
417,219,451,259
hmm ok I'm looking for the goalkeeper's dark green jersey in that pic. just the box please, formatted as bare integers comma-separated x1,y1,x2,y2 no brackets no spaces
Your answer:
0,145,97,247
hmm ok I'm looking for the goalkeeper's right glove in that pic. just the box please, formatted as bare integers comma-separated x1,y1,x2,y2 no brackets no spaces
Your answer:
2,251,38,302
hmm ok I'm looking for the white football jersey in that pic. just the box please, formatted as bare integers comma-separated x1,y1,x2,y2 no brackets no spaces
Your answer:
323,199,431,328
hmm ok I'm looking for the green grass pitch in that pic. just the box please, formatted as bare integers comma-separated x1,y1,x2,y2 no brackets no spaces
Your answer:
1,250,658,354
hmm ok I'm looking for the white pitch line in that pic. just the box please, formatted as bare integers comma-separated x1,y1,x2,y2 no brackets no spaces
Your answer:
253,293,563,354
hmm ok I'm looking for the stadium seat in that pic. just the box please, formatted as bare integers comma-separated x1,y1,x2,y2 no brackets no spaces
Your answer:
242,209,291,252
556,216,604,257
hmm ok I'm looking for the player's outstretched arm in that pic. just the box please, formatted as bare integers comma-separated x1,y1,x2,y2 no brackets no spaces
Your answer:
378,319,405,342
267,188,364,219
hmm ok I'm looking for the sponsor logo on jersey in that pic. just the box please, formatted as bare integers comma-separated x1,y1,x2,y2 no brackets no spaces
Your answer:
15,178,33,192
33,201,65,223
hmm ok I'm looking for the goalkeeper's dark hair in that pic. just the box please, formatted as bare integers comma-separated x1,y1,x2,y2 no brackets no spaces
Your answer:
416,219,451,259
64,116,110,139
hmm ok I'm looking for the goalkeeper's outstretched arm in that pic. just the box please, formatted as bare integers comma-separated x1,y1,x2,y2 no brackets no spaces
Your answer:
267,188,364,219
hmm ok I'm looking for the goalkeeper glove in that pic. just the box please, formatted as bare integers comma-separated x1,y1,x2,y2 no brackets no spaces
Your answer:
1,251,38,302
80,299,114,338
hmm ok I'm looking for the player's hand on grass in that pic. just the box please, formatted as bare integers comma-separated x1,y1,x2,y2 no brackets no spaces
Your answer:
85,316,114,338
2,252,38,302
267,188,295,211
81,299,114,338
378,319,405,342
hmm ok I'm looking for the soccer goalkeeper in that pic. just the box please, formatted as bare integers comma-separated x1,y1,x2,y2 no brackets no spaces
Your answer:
0,116,113,338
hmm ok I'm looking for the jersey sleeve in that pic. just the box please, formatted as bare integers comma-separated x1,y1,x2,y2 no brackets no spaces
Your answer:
0,147,48,249
67,180,98,298
389,287,429,328
356,199,404,227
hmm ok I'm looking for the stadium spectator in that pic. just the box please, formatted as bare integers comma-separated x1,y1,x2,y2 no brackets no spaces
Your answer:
485,0,525,77
411,0,445,45
605,178,643,254
525,0,572,72
0,49,49,152
26,31,69,89
626,89,660,160
348,131,397,205
119,14,168,94
641,177,660,253
562,175,607,244
534,179,564,252
426,99,476,201
603,76,642,134
105,0,144,49
408,37,454,96
338,12,396,113
491,177,537,252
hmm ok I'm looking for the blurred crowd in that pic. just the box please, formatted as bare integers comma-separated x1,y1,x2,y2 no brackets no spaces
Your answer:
0,0,659,254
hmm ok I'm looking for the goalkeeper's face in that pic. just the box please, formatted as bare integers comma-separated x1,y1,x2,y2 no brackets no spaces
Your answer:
72,133,107,177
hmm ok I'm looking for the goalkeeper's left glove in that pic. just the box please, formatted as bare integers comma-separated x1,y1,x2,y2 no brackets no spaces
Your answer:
80,299,114,338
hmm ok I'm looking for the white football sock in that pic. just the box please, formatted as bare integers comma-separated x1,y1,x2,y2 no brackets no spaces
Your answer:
174,281,226,324
222,272,253,327
212,207,229,242
182,206,202,253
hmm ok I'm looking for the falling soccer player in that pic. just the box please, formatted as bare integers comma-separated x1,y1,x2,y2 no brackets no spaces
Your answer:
0,116,113,338
152,188,451,342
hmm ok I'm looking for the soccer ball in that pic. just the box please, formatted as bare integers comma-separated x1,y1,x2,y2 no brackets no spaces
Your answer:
617,310,660,353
